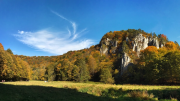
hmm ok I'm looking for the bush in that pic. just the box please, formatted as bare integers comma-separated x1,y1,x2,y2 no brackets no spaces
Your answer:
106,78,115,84
127,90,156,100
170,97,178,101
101,88,125,98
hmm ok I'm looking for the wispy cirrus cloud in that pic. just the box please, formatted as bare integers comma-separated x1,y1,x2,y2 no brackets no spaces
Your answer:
14,11,94,55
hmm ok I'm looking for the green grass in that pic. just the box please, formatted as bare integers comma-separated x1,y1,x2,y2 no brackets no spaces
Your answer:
0,81,180,101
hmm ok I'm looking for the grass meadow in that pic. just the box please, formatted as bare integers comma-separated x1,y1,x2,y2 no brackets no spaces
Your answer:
0,81,180,101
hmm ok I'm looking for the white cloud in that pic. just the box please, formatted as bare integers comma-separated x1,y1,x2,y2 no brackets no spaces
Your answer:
18,30,24,34
14,11,94,55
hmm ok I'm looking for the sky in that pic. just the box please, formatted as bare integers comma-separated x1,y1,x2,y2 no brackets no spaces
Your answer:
0,0,180,56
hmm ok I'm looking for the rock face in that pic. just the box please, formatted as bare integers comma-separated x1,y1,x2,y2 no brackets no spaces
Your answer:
159,41,165,48
100,33,165,75
121,52,133,75
121,34,164,75
132,34,160,57
100,38,117,56
100,46,108,55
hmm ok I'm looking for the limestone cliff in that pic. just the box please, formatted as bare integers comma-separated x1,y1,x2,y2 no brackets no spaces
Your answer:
100,38,117,56
100,32,166,75
121,52,133,75
121,34,165,74
132,34,161,57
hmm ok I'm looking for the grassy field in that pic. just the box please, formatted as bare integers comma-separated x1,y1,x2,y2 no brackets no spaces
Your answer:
0,81,180,101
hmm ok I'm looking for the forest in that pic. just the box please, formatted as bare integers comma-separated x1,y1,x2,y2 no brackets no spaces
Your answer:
1,29,180,85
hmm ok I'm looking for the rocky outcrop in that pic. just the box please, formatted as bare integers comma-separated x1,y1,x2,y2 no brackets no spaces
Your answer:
121,52,133,75
159,41,165,48
100,38,117,55
132,34,149,56
121,34,164,74
100,33,165,75
100,46,108,55
132,34,160,57
148,37,159,49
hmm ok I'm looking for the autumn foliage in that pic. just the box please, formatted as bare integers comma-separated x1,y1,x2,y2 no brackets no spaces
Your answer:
140,46,158,58
161,34,167,40
0,43,4,50
165,41,178,50
0,44,31,81
0,29,179,85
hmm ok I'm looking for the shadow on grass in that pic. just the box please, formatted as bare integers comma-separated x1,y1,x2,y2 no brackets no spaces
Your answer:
0,83,125,101
148,88,180,100
101,87,180,101
1,83,179,101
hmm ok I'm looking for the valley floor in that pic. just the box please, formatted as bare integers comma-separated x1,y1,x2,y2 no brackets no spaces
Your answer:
0,81,180,101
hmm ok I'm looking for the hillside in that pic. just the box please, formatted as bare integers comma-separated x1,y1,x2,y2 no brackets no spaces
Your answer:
0,44,31,81
1,29,180,85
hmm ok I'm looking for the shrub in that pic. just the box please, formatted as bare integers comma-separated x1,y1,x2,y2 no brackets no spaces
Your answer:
106,78,115,84
101,88,124,98
127,90,156,100
170,97,178,101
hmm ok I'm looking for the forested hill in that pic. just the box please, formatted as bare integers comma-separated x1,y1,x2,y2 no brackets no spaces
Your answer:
1,29,180,85
0,43,31,81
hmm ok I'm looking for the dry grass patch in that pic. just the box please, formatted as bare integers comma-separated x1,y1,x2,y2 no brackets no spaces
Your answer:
127,90,156,100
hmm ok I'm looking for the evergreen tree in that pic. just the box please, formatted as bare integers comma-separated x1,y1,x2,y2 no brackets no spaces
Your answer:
74,58,90,82
122,41,129,53
72,65,80,81
6,48,13,54
153,32,157,38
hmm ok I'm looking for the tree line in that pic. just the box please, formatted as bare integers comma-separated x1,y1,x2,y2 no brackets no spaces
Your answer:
0,43,31,81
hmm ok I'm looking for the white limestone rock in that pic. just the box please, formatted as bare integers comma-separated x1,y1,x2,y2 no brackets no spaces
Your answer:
121,34,162,74
100,38,117,55
132,34,149,57
100,46,108,56
121,52,132,75
132,34,160,57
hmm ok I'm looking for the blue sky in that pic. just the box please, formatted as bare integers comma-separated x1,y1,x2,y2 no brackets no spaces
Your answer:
0,0,180,56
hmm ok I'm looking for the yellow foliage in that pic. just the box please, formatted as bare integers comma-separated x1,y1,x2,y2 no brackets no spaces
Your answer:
141,46,158,58
157,47,168,58
165,41,178,51
142,34,146,38
90,45,95,49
